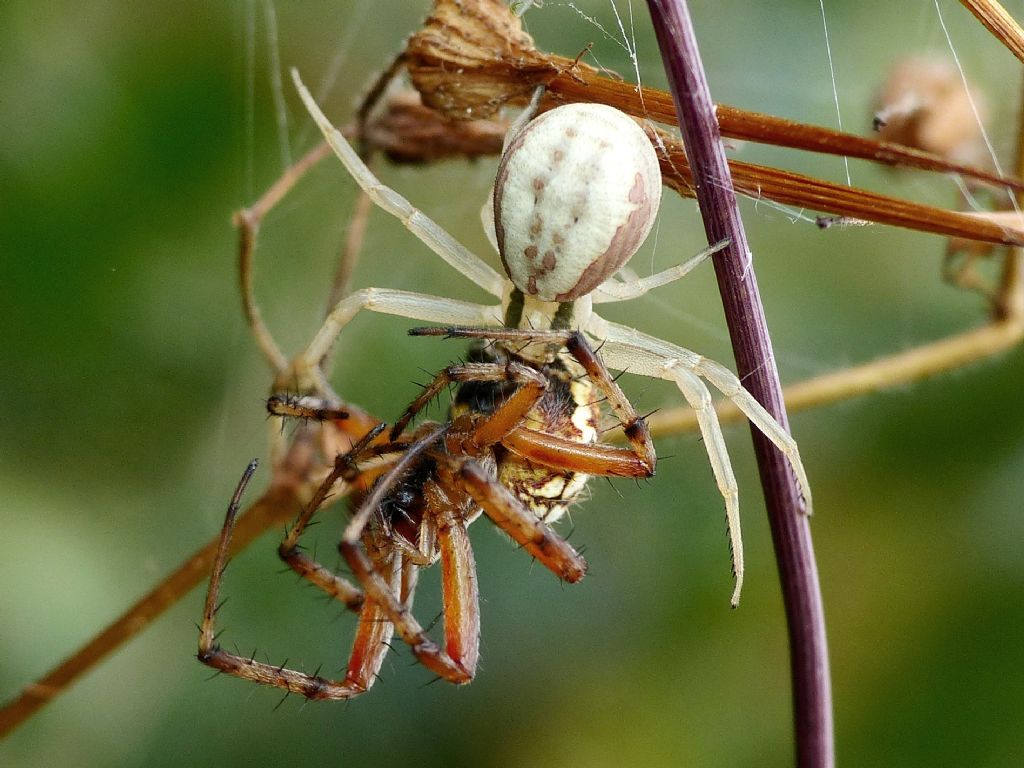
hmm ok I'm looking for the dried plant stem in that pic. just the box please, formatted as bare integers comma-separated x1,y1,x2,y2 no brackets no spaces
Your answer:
647,314,1023,437
1001,76,1024,321
0,466,311,738
960,0,1024,64
646,1,833,766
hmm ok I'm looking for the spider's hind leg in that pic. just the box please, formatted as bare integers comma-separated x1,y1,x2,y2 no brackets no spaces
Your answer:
359,506,480,684
197,460,389,700
453,456,588,584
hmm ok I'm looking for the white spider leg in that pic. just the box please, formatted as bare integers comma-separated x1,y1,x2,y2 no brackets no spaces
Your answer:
502,85,545,152
291,69,506,299
668,367,744,606
587,316,813,517
591,240,729,304
480,193,499,254
298,287,501,391
433,87,545,267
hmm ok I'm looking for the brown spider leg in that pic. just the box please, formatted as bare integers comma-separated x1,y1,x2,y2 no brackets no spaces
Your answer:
273,422,424,607
363,463,483,680
452,457,588,583
433,497,480,675
338,426,481,682
267,394,414,476
198,461,382,699
500,427,654,478
273,431,378,611
411,327,656,476
343,503,481,684
339,549,405,693
391,361,547,440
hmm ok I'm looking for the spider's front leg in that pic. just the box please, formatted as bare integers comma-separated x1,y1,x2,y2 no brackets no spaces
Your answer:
586,317,815,606
594,320,813,514
410,326,657,478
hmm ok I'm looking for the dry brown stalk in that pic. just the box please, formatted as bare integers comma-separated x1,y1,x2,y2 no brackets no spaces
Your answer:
960,0,1024,64
0,427,326,736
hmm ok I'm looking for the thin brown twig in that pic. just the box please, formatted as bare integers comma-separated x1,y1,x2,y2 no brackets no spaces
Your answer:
960,0,1024,65
999,74,1024,321
0,431,322,738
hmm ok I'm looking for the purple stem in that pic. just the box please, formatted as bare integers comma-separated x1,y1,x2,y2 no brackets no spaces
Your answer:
644,1,834,765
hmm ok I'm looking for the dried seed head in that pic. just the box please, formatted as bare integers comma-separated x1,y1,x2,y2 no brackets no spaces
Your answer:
872,57,987,166
493,103,662,302
364,91,506,164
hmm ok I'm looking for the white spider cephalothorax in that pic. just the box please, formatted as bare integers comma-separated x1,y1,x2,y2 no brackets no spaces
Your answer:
290,69,812,606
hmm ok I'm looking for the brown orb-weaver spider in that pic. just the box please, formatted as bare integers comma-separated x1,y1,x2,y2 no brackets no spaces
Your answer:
199,326,656,696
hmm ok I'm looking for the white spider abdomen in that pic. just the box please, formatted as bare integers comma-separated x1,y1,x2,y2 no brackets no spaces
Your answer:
493,103,662,302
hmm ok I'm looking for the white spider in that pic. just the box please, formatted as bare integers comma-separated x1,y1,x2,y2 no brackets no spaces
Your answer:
288,69,812,606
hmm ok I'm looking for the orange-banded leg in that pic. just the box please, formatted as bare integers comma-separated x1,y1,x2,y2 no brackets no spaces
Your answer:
272,432,375,611
197,429,407,699
394,358,594,578
337,425,482,683
272,422,407,610
452,457,587,583
390,360,548,441
344,495,481,684
410,326,656,477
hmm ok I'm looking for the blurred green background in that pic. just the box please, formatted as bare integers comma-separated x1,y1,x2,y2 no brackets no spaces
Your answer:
2,1,1022,766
